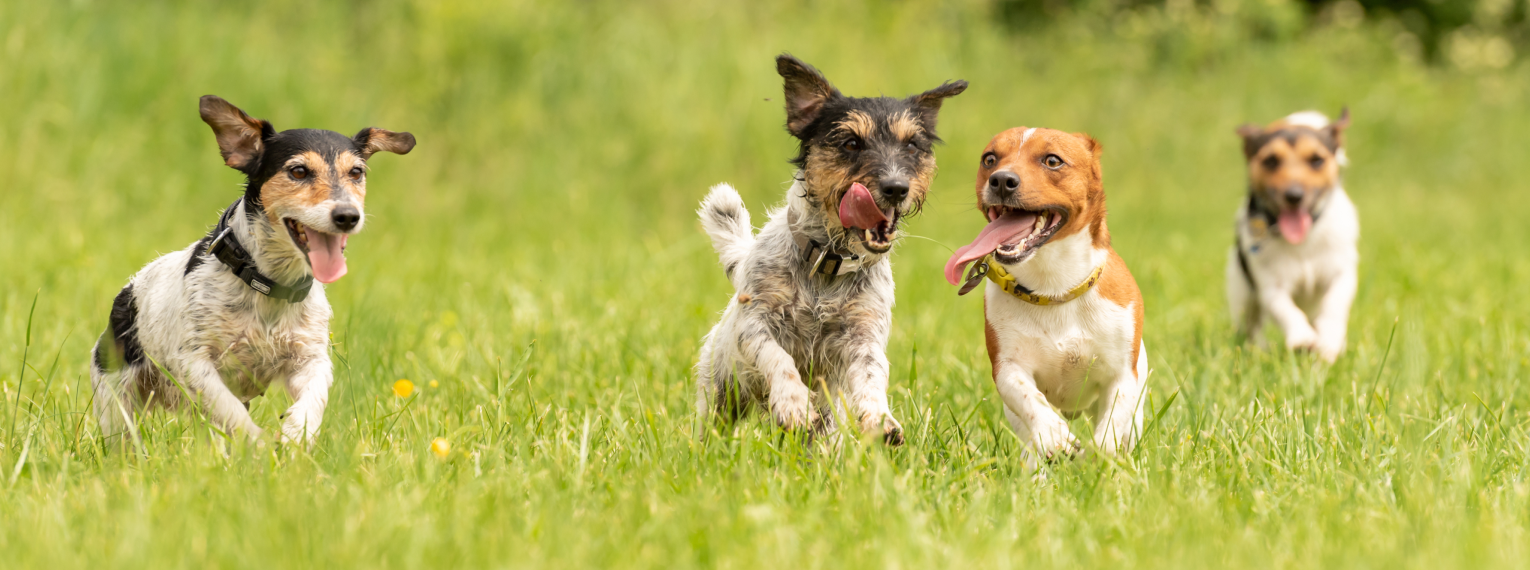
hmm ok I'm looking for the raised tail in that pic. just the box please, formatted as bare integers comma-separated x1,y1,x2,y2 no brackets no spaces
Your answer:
698,183,755,282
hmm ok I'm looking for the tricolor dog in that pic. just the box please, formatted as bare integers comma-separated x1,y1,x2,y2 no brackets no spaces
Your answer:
696,55,965,443
1227,110,1358,362
91,95,414,444
944,127,1146,465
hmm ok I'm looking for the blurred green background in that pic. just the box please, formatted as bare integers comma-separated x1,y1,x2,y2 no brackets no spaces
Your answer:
4,0,1530,568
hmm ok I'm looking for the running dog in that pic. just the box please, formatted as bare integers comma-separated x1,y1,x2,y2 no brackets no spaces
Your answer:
944,127,1146,466
696,54,966,444
91,95,415,444
1227,109,1358,362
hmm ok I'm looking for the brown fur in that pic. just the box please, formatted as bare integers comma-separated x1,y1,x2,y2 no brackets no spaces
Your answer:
258,151,368,225
1236,109,1351,216
974,128,1110,249
889,110,923,141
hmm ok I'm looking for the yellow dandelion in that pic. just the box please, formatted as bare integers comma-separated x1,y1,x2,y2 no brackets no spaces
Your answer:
429,380,439,389
430,437,451,458
393,379,415,398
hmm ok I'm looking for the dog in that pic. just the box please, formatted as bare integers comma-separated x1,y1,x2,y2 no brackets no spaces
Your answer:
695,54,966,444
90,95,414,445
943,127,1146,466
1227,109,1357,362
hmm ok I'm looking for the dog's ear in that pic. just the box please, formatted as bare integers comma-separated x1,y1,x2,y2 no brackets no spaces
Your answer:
1325,106,1351,148
776,54,840,138
353,128,417,159
199,95,273,172
1073,132,1102,157
1235,123,1264,159
909,80,968,132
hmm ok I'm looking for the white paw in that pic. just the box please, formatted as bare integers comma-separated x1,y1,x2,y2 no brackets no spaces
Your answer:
769,380,817,430
1313,334,1346,363
860,411,905,446
1027,413,1081,461
279,410,320,445
1284,327,1318,352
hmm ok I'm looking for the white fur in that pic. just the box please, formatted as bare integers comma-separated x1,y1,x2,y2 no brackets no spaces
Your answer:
91,199,339,445
695,180,903,442
1226,189,1360,361
985,228,1147,468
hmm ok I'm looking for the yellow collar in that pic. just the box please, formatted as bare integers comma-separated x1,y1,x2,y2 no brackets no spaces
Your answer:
985,256,1104,306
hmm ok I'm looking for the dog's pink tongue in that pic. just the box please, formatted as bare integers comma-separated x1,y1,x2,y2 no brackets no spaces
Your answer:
307,228,348,284
838,183,888,229
1278,210,1312,244
943,211,1038,285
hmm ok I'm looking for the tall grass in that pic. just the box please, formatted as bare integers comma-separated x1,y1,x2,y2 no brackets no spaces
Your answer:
3,0,1530,567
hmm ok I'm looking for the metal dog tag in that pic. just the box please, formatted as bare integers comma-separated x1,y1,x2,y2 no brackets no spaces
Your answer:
958,261,989,296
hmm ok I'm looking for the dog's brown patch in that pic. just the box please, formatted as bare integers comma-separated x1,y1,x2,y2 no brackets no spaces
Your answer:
889,110,923,141
200,95,271,170
260,150,367,223
976,127,1110,249
1236,109,1350,216
984,302,1000,383
1094,251,1144,376
837,110,878,141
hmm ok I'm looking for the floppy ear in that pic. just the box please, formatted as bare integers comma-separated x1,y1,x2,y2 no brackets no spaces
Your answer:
353,128,417,159
1235,123,1265,159
1073,132,1102,157
776,54,841,138
909,80,968,133
1326,106,1351,147
199,95,273,172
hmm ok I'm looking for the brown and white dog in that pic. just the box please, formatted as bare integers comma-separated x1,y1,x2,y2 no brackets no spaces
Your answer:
1227,110,1358,362
944,127,1146,466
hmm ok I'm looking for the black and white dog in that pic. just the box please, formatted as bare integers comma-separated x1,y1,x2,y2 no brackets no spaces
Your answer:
91,95,414,444
696,55,965,443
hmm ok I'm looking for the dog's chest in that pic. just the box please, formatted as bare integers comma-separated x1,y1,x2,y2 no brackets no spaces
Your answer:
206,304,328,396
986,289,1132,410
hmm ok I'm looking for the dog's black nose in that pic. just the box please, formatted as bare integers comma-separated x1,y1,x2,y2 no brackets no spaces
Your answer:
331,205,361,231
989,171,1020,193
1283,187,1304,206
879,178,909,203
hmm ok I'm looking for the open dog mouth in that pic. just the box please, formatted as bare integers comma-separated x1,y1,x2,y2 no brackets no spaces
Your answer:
986,205,1065,263
838,182,901,254
283,218,350,284
942,204,1067,286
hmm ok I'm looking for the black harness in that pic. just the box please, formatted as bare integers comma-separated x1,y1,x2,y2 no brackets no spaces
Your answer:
208,199,313,303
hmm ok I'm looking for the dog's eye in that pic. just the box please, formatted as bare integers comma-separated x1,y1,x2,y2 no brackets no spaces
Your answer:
290,166,309,180
1262,155,1281,170
981,153,997,168
349,167,364,180
1043,154,1065,169
905,142,919,154
842,138,861,152
1308,155,1325,169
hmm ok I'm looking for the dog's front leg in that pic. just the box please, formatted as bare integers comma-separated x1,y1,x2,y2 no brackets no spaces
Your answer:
994,363,1080,463
1311,269,1357,362
736,315,816,430
280,355,333,445
182,359,263,440
1259,287,1318,352
1091,364,1146,456
839,331,903,445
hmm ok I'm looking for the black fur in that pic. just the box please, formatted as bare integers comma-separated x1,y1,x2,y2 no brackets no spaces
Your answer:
97,284,144,371
1240,127,1341,160
185,232,214,275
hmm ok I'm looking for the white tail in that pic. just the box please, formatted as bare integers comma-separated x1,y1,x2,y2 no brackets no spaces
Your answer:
698,184,754,283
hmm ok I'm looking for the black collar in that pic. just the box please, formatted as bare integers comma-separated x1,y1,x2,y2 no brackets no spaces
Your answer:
787,208,864,277
208,199,313,303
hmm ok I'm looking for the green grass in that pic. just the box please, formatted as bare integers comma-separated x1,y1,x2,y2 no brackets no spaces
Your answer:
4,0,1530,567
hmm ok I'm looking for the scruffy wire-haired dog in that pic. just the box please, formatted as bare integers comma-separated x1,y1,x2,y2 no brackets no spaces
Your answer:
696,55,966,443
1228,109,1358,362
91,95,414,444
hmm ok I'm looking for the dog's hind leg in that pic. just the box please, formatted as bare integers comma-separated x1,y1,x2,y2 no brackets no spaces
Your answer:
91,360,139,444
1225,246,1263,345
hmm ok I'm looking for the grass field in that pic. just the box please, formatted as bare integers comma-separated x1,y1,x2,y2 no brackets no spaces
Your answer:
5,0,1530,567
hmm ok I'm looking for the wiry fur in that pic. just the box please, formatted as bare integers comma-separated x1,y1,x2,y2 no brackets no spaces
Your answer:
695,55,965,443
90,96,414,445
1228,109,1359,362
